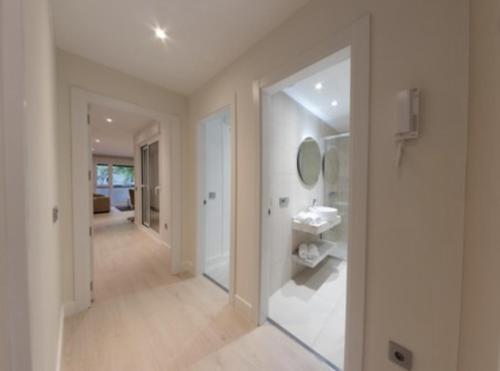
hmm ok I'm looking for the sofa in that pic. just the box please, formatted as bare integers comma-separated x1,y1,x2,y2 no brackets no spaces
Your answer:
93,193,110,213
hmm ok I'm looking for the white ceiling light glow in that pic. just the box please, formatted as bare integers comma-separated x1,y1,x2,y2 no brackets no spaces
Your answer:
331,100,339,107
154,26,168,42
315,82,323,90
95,139,101,143
106,118,113,123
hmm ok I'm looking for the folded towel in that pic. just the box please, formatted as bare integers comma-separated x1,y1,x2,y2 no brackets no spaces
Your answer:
307,244,320,260
298,243,308,259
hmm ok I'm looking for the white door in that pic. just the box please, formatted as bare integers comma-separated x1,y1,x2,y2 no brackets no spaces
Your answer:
201,110,231,290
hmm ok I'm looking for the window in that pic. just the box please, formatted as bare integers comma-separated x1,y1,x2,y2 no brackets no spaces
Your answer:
112,165,134,188
96,164,109,187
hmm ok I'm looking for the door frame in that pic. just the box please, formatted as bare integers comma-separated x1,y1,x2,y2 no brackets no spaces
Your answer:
70,88,182,314
258,15,370,371
197,105,236,300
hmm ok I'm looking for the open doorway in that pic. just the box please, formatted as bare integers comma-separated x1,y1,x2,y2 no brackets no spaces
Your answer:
262,48,351,369
89,103,168,300
198,108,231,291
259,17,370,370
70,89,182,313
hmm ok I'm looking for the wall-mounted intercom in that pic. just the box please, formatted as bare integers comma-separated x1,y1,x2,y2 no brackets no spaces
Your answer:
395,88,421,167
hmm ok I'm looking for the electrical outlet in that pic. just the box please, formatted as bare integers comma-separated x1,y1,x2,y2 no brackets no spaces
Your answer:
388,341,413,370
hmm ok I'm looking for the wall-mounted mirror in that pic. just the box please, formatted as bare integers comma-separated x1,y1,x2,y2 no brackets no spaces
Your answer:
323,146,340,185
297,137,321,186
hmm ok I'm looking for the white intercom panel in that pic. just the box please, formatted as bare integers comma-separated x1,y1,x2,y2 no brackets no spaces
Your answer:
396,88,420,140
395,88,421,167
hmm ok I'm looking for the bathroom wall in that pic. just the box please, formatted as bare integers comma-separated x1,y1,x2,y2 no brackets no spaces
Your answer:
266,92,336,294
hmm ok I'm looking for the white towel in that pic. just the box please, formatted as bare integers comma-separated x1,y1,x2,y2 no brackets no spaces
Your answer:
307,244,320,260
298,243,308,259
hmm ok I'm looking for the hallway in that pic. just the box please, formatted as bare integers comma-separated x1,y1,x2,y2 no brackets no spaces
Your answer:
62,211,329,371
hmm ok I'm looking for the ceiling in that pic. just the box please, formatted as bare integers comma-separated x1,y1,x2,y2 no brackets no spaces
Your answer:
284,57,351,132
90,104,154,158
51,0,309,95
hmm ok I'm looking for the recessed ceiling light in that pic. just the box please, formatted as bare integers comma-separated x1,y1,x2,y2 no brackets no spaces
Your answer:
154,26,168,41
95,139,101,143
315,82,323,90
331,100,339,107
106,118,113,123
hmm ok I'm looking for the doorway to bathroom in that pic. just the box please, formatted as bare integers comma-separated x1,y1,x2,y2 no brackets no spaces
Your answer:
198,108,232,291
259,16,369,371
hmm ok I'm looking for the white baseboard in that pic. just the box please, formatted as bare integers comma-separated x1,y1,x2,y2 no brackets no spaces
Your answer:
63,301,81,317
181,260,194,275
56,305,65,371
137,224,170,248
234,295,254,323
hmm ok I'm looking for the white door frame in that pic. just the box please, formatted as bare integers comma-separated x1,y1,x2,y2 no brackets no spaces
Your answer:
258,15,370,371
70,88,182,313
197,104,236,301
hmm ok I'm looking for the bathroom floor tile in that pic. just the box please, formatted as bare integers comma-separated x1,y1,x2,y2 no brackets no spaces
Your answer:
268,257,346,369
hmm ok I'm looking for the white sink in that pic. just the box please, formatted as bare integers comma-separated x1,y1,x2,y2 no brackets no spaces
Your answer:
308,206,338,221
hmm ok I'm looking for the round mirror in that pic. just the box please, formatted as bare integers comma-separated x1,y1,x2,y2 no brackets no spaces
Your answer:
323,147,340,185
297,137,321,186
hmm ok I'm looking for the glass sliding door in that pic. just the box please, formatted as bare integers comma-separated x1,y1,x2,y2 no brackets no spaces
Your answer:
141,144,150,227
140,141,160,233
148,141,160,233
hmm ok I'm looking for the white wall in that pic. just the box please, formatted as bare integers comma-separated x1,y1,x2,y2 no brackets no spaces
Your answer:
57,50,187,302
458,0,500,369
265,92,335,294
186,1,469,370
0,4,12,365
23,0,61,370
0,1,32,369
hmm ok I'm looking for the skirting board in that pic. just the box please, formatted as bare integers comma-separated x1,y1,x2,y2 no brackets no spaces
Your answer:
181,260,195,275
64,301,82,317
138,224,170,249
234,295,254,323
56,305,65,371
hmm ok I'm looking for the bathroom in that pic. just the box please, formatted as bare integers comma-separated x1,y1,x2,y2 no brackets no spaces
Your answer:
261,47,351,370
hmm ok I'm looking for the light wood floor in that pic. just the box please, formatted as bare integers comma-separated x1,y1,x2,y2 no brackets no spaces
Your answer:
63,209,330,371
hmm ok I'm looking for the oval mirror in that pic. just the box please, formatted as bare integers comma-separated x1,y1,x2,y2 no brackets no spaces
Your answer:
297,137,321,186
323,147,340,185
